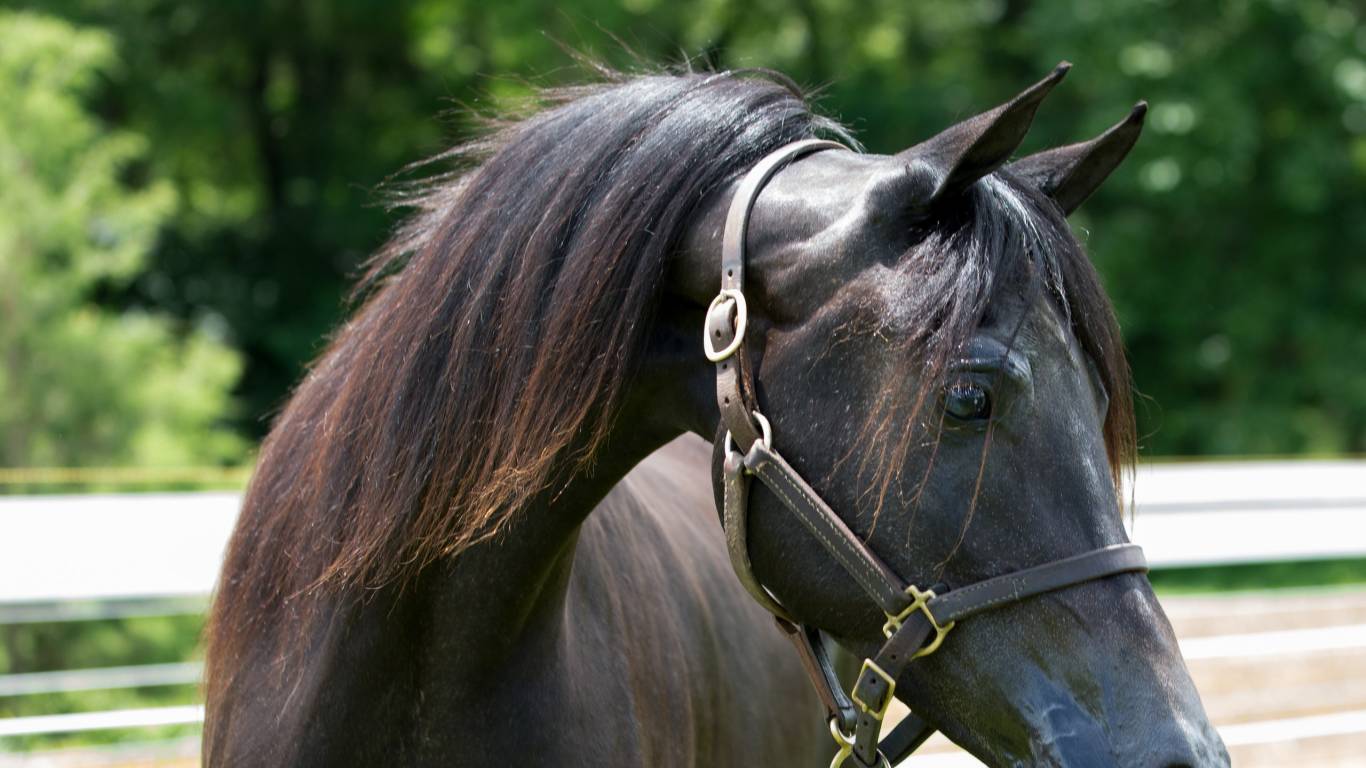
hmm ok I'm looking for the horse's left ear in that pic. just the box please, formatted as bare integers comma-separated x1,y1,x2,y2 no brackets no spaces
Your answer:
1007,101,1148,215
894,61,1071,208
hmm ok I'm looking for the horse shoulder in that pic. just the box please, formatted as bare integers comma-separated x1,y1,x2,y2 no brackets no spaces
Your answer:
558,435,828,766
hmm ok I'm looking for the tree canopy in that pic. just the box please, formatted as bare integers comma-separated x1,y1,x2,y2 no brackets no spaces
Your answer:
5,0,1366,462
0,10,243,469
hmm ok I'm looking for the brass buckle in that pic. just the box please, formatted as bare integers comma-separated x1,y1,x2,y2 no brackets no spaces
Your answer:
882,584,956,660
828,716,855,768
851,659,896,721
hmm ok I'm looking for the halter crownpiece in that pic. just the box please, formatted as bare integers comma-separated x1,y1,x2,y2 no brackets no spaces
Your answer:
704,139,1149,768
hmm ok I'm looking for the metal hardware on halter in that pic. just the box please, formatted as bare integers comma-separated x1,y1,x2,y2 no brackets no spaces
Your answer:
882,585,956,660
852,659,896,720
724,410,771,457
830,743,889,768
828,716,855,747
708,139,1153,768
841,659,896,768
827,718,854,768
829,716,889,768
704,288,748,362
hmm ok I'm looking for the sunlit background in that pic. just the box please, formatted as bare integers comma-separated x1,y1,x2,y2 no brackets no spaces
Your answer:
2,0,1365,765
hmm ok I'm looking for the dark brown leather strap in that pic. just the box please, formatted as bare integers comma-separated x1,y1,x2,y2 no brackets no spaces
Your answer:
719,138,846,295
776,619,857,731
721,451,793,621
879,713,935,765
707,139,845,451
705,139,1152,768
745,443,913,617
843,544,1148,766
931,543,1147,625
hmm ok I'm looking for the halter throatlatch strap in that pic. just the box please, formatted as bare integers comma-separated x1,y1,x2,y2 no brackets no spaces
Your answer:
707,140,1150,768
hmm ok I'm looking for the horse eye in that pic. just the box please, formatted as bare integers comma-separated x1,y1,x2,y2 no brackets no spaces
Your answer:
944,383,991,421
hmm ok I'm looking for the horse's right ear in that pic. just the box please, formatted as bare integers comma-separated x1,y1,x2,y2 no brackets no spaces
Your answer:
1008,102,1148,215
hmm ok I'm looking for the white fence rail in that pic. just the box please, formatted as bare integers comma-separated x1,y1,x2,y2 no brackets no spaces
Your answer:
1128,459,1366,566
0,492,238,605
0,459,1363,745
0,663,203,697
0,706,204,739
2,460,1364,607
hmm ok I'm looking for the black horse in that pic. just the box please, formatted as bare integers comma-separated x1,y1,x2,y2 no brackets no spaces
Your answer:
205,66,1228,767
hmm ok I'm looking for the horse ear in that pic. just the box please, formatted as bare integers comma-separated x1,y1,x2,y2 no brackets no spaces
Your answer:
1008,102,1148,215
896,62,1070,207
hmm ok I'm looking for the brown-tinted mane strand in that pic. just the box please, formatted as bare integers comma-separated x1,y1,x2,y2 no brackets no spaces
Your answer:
203,70,849,728
853,170,1136,546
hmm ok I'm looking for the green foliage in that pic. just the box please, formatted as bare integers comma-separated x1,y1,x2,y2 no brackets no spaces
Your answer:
1150,557,1366,594
4,0,1365,459
4,5,1363,754
0,10,245,469
0,613,203,750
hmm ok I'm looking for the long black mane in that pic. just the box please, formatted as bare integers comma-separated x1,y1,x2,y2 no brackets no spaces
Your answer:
206,66,1136,722
205,70,848,709
200,64,1195,767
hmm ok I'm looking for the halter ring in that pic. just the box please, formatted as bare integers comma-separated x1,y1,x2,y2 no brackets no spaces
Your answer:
828,717,857,768
724,411,772,457
828,716,855,746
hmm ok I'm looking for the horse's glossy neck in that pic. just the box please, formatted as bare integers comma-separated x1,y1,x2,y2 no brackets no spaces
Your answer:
426,301,717,674
227,301,728,766
419,174,738,669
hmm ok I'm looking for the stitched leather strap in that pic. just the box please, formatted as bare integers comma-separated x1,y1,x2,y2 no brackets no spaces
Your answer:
842,544,1148,766
776,619,858,731
933,543,1147,624
745,443,913,617
706,139,1152,768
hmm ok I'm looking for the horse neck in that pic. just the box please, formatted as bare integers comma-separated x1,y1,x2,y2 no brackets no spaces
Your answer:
419,301,716,674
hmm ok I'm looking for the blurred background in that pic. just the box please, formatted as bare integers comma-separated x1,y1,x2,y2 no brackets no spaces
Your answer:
1,0,1364,765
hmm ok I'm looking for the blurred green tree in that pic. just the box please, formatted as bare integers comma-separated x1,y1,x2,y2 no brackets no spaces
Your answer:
0,10,245,468
5,0,1365,457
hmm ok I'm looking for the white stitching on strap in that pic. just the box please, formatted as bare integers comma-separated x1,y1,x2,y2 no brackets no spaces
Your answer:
934,547,1145,620
753,454,900,610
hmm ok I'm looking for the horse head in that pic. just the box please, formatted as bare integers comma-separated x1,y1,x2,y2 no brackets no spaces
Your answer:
678,64,1228,767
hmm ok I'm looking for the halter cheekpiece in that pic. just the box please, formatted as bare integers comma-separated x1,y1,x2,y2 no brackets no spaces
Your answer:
704,139,1149,768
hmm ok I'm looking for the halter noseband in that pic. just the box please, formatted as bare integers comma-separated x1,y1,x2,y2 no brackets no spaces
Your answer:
704,139,1148,768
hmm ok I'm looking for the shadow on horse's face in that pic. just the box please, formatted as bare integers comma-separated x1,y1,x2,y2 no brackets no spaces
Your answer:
690,139,1226,765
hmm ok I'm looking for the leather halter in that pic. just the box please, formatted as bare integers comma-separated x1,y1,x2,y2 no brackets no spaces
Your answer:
704,139,1149,767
